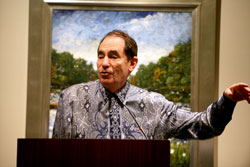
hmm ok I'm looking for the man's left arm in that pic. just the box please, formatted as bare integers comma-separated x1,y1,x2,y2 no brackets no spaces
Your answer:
156,83,250,140
208,82,250,137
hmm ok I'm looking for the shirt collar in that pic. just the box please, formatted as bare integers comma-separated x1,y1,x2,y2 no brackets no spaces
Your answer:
98,80,130,104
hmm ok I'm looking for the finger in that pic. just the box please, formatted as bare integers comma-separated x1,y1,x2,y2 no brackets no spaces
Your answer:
242,87,250,95
237,83,249,87
244,87,250,92
243,93,250,100
234,83,249,91
242,92,250,103
247,98,250,104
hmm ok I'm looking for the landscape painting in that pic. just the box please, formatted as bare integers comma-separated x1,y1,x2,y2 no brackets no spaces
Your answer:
49,9,192,167
50,10,192,102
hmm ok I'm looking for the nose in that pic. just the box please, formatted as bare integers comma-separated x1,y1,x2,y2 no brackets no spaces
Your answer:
102,56,110,69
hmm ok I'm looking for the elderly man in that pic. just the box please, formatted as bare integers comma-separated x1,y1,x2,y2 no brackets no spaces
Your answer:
52,30,250,139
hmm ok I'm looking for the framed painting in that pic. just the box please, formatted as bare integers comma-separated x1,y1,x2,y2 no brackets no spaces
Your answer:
26,0,221,167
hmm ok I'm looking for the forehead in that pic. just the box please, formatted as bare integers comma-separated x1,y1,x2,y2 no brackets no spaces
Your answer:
99,36,125,52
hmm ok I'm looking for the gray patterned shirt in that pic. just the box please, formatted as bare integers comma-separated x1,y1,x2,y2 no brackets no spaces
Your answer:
52,80,236,139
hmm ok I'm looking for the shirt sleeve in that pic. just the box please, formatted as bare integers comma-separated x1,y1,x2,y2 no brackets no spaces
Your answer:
154,94,236,139
52,90,73,139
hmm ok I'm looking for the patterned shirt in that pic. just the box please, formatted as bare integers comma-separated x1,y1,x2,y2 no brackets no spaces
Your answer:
52,80,236,139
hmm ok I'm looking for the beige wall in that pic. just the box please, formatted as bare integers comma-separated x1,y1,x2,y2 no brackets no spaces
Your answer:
0,0,28,166
0,0,249,166
218,0,250,167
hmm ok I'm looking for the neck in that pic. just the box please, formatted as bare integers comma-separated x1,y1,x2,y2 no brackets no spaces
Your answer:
103,81,127,93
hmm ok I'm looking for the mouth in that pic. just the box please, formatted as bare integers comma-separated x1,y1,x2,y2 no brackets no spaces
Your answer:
99,71,111,77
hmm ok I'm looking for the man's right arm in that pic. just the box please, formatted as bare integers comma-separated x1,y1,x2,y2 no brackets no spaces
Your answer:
52,90,73,139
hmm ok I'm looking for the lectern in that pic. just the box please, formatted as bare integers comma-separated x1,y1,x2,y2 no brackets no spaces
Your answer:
17,139,170,167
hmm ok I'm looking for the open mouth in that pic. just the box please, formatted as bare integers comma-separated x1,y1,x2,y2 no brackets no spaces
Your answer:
100,71,111,77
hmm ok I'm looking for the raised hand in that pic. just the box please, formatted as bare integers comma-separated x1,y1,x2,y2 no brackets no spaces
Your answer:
224,83,250,104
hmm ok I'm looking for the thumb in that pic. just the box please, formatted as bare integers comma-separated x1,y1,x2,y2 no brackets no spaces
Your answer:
224,87,234,101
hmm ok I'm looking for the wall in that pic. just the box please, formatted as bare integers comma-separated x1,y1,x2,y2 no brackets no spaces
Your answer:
218,0,250,167
0,0,28,166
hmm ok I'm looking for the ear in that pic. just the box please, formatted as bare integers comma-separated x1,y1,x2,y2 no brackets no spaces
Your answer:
128,57,138,73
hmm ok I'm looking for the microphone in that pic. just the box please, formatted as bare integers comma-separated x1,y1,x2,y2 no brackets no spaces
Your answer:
113,94,148,140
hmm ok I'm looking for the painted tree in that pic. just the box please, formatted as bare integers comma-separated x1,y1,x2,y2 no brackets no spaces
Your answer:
165,41,191,104
132,40,191,105
51,49,98,92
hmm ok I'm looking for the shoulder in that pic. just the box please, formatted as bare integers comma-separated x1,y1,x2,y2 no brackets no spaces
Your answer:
60,80,98,99
127,84,175,114
128,84,167,102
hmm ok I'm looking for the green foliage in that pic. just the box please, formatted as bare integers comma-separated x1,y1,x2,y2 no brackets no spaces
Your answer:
132,40,191,104
51,49,98,92
131,41,192,167
132,63,157,90
170,139,190,167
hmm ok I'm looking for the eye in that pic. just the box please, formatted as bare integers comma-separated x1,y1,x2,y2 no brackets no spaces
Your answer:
109,54,118,59
98,52,104,59
108,51,119,59
98,55,104,59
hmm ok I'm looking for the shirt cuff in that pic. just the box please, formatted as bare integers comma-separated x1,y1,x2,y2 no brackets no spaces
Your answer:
210,93,237,132
217,93,237,109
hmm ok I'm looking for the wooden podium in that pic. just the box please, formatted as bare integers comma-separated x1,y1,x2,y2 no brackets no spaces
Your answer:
17,139,170,167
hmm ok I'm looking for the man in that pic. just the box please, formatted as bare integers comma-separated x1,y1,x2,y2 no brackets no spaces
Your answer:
52,30,250,139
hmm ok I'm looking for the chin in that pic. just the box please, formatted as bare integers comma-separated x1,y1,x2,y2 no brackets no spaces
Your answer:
100,78,114,86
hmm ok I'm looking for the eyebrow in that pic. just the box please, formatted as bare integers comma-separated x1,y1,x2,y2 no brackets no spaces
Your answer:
98,50,104,55
98,50,120,56
108,50,119,56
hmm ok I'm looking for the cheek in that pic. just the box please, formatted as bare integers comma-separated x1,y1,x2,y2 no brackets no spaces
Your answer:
97,61,104,72
112,64,123,76
115,65,128,77
97,59,103,65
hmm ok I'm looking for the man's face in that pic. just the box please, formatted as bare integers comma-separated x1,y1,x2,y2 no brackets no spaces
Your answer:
97,36,137,93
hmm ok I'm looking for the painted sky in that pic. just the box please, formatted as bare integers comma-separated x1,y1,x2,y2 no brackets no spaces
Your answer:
52,10,192,74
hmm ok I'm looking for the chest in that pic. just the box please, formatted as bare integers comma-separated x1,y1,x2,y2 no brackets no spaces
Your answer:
69,97,157,139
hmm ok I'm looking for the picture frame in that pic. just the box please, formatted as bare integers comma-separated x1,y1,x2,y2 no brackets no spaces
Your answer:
26,0,221,166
